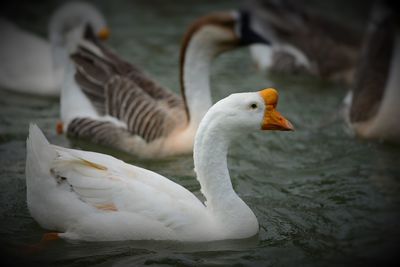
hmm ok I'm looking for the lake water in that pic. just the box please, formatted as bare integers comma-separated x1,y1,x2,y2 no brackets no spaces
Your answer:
0,0,399,266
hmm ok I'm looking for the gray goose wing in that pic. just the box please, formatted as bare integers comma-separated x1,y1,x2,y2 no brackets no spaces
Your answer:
68,26,187,143
77,25,182,107
246,0,361,80
350,2,396,123
68,76,184,143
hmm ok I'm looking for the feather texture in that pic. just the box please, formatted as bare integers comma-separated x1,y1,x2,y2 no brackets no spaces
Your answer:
69,27,187,144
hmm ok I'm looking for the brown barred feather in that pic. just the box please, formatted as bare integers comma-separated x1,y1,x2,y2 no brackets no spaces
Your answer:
69,28,188,144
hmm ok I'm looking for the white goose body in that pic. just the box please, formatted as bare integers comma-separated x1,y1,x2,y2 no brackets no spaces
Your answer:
0,1,108,96
61,11,269,158
0,18,62,95
26,89,294,241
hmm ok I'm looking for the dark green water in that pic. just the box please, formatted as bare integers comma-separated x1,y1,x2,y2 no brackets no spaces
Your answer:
1,0,399,266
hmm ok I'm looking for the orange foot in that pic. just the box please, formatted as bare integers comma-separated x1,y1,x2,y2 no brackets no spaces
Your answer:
41,232,60,242
23,232,61,254
56,121,64,135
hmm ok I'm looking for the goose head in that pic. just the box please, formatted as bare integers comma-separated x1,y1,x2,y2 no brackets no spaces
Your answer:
194,88,294,210
226,88,294,131
180,11,271,125
48,1,109,53
181,10,269,58
215,88,294,132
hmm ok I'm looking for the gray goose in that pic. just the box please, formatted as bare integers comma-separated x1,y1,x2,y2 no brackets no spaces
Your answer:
344,1,400,142
60,11,268,158
245,0,363,85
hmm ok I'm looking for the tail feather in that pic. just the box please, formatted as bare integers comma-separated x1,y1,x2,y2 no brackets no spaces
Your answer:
28,123,50,147
71,25,117,89
71,47,113,86
71,53,109,85
69,31,121,115
26,124,57,181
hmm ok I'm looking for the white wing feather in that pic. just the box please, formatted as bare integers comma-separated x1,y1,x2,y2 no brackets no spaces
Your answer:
50,144,206,230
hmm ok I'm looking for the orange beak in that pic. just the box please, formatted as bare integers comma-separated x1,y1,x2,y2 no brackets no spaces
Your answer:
97,27,110,40
259,88,294,131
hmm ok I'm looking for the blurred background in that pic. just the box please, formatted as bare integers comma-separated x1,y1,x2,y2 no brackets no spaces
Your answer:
0,0,399,266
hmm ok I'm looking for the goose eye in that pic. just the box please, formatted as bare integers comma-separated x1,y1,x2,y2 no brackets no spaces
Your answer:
250,103,258,109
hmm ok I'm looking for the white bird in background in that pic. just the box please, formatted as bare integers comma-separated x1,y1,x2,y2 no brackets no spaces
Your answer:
60,11,269,158
0,1,109,96
26,88,294,241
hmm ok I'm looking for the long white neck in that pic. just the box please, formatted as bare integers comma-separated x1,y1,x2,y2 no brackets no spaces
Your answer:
194,112,234,205
181,26,228,128
193,108,258,237
49,19,88,89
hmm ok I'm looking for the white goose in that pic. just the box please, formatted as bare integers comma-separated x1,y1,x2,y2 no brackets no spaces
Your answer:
343,2,400,142
26,88,293,241
0,1,109,96
60,11,268,158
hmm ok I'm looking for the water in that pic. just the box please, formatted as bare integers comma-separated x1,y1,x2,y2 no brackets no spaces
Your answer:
1,0,399,266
